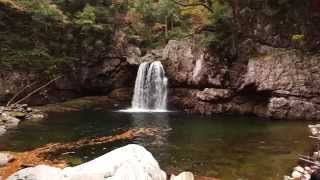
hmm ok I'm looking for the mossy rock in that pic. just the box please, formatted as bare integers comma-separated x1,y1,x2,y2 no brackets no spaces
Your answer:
65,156,83,166
8,111,26,119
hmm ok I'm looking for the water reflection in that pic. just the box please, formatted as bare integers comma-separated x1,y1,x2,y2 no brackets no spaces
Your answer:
129,112,170,146
0,110,312,179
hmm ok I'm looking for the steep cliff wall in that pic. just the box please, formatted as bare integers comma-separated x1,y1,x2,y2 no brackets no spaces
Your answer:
152,38,320,120
0,0,138,105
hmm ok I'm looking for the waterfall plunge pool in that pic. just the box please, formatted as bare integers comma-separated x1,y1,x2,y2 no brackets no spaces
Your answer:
0,109,312,179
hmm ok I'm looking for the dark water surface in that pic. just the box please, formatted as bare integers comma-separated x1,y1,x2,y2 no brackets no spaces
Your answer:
0,109,312,179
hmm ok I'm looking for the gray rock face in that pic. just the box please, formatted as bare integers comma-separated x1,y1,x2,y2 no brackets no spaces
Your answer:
241,48,320,120
126,44,142,65
242,48,320,97
165,39,320,120
268,97,320,120
196,88,233,102
162,38,226,87
8,144,166,180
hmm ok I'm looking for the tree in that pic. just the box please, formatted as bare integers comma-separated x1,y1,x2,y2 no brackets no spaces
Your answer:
172,0,239,57
74,4,96,26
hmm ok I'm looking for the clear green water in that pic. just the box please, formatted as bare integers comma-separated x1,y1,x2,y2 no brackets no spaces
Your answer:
0,110,312,179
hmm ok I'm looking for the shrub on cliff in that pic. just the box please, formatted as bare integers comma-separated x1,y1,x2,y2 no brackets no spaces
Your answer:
16,0,68,22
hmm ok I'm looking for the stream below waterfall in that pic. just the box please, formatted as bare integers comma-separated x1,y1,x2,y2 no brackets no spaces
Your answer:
0,109,312,179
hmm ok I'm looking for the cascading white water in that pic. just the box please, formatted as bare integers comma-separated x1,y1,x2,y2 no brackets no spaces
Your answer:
125,61,168,112
131,61,168,111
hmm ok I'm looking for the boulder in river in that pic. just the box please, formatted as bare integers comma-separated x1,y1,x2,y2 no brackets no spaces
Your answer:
170,172,194,180
0,112,20,128
8,144,167,180
0,126,6,135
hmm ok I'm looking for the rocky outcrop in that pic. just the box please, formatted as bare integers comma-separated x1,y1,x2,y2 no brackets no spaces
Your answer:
268,97,320,120
239,47,320,120
162,39,227,87
242,48,320,97
196,88,233,102
8,144,166,180
162,38,320,120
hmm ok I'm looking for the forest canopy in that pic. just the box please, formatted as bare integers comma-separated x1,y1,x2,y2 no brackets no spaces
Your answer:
0,0,317,72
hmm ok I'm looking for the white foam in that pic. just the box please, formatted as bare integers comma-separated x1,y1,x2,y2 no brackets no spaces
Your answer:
117,108,172,113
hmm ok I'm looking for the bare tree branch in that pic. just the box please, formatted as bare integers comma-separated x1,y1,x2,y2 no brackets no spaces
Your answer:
13,76,62,105
6,81,39,107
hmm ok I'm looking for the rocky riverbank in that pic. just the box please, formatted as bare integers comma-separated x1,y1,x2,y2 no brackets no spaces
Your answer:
285,125,320,180
0,104,45,135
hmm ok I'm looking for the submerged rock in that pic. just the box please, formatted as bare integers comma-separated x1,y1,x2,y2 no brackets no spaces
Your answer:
8,144,166,180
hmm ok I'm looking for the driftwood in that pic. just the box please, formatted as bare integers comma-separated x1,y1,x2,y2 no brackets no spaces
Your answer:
0,128,164,178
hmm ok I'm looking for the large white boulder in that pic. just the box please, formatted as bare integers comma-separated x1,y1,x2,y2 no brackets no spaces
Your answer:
8,144,167,180
8,165,65,180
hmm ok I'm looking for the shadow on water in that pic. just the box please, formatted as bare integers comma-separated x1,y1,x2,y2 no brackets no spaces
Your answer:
0,110,313,179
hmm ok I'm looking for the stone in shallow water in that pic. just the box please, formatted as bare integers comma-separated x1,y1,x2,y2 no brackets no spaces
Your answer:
0,153,14,166
8,144,166,180
0,126,6,135
291,170,302,179
170,172,194,180
0,113,20,128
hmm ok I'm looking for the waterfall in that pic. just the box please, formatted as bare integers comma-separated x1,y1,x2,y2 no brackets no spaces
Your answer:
129,61,168,112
